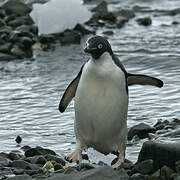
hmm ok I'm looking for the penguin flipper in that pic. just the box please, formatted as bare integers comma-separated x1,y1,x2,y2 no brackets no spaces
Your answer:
59,65,84,113
127,73,163,88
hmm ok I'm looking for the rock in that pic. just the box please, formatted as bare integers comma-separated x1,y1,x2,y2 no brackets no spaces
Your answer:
58,30,81,45
0,19,6,28
149,169,160,180
0,52,16,60
73,24,92,35
116,18,128,28
0,43,12,53
130,173,148,180
1,0,32,16
0,26,12,35
54,162,63,171
13,168,25,175
38,34,55,44
15,136,22,144
133,159,153,175
118,8,135,19
26,155,47,165
11,160,40,170
0,153,11,166
160,166,174,180
102,30,114,35
176,161,180,173
30,24,38,35
136,17,152,26
128,123,156,140
44,154,66,166
21,145,31,152
25,147,56,157
20,37,33,49
167,8,180,16
6,174,32,180
138,141,180,170
8,152,22,161
115,168,130,179
91,1,108,15
7,16,33,28
46,166,120,180
10,46,26,58
76,163,95,171
0,9,6,18
175,176,180,180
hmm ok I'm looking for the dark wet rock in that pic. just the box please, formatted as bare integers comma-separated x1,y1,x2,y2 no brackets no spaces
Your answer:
21,145,31,152
76,163,95,171
133,159,153,175
167,8,180,16
138,141,180,170
0,167,14,177
26,155,47,165
0,52,16,60
64,166,77,174
8,152,22,161
7,16,34,28
117,18,128,28
82,154,89,161
10,46,26,58
38,34,55,44
11,160,40,170
73,24,92,35
130,173,148,180
13,168,25,175
115,168,130,179
58,30,81,45
172,21,179,25
46,166,120,180
20,37,33,49
25,147,56,157
160,165,174,180
117,8,135,19
24,168,44,176
91,1,108,15
0,19,6,28
54,162,63,171
0,26,12,35
6,174,32,180
1,0,32,16
30,24,38,35
0,9,6,18
0,42,12,53
176,161,180,173
136,17,152,26
149,169,160,180
15,136,22,144
44,154,66,166
0,153,11,166
128,123,156,140
102,30,114,35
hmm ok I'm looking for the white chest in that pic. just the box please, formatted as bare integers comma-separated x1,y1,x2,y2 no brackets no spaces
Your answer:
74,53,128,153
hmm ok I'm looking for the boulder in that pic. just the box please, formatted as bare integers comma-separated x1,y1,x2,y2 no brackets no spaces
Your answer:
160,166,174,180
138,141,180,170
73,24,92,35
46,166,121,180
136,17,152,26
116,18,128,28
128,123,156,140
0,42,12,53
0,52,16,60
0,19,6,27
117,8,135,19
15,135,22,144
6,174,32,180
91,1,108,15
10,46,26,58
11,160,40,170
25,147,56,157
1,0,32,16
0,153,11,166
133,159,153,175
26,155,47,165
44,154,66,166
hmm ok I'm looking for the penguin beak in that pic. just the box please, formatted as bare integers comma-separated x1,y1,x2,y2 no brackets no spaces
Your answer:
84,46,96,53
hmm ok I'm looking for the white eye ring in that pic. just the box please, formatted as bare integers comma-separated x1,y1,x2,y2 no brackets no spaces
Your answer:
98,44,103,49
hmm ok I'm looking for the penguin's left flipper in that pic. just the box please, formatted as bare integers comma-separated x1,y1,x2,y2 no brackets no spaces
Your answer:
59,65,84,113
127,73,164,88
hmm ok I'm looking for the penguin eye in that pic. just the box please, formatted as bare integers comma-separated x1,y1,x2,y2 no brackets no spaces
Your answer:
98,44,103,49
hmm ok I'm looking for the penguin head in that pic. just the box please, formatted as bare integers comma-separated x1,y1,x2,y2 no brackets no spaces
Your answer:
84,36,113,59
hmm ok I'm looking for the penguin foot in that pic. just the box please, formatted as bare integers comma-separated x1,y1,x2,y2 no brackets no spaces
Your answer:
66,150,82,164
111,154,124,169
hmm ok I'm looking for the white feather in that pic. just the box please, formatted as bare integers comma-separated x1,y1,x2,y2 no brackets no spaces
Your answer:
74,52,128,155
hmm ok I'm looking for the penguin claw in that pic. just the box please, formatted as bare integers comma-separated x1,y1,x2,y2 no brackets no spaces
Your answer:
66,150,82,163
111,154,124,169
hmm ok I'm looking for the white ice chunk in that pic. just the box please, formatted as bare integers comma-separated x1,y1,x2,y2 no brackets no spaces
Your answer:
30,0,91,34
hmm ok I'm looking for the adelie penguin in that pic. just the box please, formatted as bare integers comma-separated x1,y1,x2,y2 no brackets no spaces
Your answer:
59,35,163,168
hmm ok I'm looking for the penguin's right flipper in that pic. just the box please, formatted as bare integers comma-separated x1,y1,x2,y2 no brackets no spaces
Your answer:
127,73,164,88
58,65,84,113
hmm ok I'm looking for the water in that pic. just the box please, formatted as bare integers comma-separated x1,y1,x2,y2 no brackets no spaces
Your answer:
0,0,180,164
